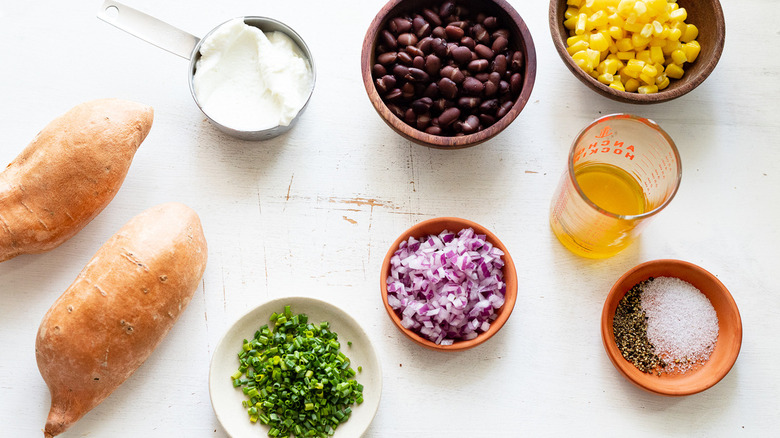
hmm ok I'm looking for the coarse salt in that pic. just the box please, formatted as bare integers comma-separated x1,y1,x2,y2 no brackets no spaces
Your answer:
640,277,719,373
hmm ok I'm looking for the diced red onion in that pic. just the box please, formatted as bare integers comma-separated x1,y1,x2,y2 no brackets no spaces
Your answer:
386,227,506,345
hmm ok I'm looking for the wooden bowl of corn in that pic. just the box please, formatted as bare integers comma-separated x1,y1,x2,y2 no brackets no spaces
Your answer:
549,0,725,104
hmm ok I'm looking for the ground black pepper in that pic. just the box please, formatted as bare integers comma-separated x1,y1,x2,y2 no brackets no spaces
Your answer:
612,278,666,374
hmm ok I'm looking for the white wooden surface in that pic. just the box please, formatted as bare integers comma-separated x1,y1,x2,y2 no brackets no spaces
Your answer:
1,1,779,436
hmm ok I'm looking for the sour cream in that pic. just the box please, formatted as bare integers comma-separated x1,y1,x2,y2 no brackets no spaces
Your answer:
193,19,313,131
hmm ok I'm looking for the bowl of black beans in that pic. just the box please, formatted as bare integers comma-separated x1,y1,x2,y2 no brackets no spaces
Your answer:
361,0,537,149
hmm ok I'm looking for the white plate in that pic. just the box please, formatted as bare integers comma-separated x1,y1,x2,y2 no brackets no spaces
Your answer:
209,296,382,437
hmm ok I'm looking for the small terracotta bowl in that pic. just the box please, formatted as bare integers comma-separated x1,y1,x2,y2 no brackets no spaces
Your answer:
361,0,537,148
549,0,725,104
601,259,742,395
380,217,518,351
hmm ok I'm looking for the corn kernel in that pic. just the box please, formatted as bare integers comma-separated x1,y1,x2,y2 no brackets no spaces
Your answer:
681,24,699,43
572,51,592,72
576,13,588,35
640,23,653,39
564,16,578,30
610,80,626,91
631,33,651,49
670,49,687,65
651,21,664,36
567,0,583,6
608,25,624,40
608,13,625,27
638,84,658,94
656,74,670,90
567,35,588,46
683,41,701,62
641,64,658,77
650,46,665,64
636,50,651,64
647,0,666,13
589,10,609,29
669,8,687,22
565,7,580,20
663,40,682,55
623,22,643,33
589,32,610,52
615,37,634,51
665,63,684,79
616,51,635,60
597,72,614,84
624,78,641,92
604,58,621,74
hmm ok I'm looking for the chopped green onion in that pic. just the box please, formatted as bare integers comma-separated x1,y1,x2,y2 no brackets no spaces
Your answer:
231,305,364,437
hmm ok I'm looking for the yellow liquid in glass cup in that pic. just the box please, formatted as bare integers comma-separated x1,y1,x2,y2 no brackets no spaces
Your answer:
550,114,681,258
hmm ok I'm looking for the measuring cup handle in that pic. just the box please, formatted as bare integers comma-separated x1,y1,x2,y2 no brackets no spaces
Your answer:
97,0,200,60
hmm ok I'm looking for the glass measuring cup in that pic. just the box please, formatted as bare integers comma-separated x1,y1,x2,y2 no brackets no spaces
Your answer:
550,114,682,258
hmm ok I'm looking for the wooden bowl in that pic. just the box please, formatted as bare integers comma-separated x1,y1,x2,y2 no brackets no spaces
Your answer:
601,259,742,395
549,0,725,104
361,0,537,148
380,217,518,351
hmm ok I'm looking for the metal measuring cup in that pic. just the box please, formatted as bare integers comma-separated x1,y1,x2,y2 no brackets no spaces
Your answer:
97,0,316,141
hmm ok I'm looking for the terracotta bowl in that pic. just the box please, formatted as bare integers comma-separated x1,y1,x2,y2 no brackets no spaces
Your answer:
549,0,725,104
361,0,537,148
601,259,742,395
380,217,518,351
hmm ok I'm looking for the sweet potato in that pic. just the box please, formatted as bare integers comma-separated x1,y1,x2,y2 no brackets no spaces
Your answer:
0,98,153,262
35,202,208,437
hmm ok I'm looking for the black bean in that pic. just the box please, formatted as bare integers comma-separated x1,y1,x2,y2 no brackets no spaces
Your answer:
450,46,472,64
404,108,417,124
483,16,498,30
439,1,455,18
479,114,496,126
492,54,507,74
440,66,464,83
433,98,454,112
426,125,443,135
479,99,499,113
460,36,476,50
390,17,412,34
385,88,402,101
431,38,447,57
496,100,514,118
432,26,446,39
377,52,397,65
462,76,484,95
462,115,480,134
438,77,458,99
401,82,415,99
391,64,409,79
458,97,481,109
413,55,425,69
423,82,439,98
438,107,461,127
510,72,523,96
417,113,432,130
474,72,490,82
484,80,498,97
445,25,465,41
413,17,431,38
381,30,397,49
397,33,418,47
408,67,430,82
397,51,413,65
471,24,489,45
386,103,404,118
375,75,397,94
510,51,524,72
425,54,441,76
372,63,386,77
475,44,494,60
406,45,424,58
492,36,508,53
468,59,489,73
417,37,433,54
411,97,433,114
492,29,511,41
422,9,441,26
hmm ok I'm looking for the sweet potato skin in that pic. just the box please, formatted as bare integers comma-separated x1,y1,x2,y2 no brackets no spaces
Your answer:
35,202,208,437
0,98,153,262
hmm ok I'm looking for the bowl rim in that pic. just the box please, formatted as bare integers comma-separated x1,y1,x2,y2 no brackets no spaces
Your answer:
547,0,725,104
600,259,742,396
361,0,537,148
208,296,383,436
380,216,518,351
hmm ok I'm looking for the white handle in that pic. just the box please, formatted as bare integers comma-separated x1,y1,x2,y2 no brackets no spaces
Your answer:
97,0,200,60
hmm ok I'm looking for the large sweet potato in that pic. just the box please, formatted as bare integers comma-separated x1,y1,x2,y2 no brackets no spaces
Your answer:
35,202,208,437
0,98,153,262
